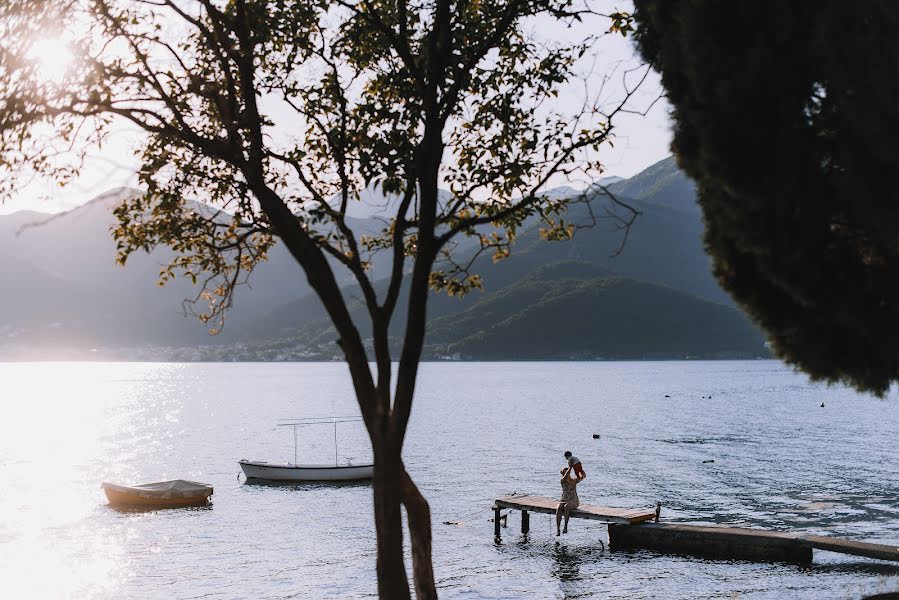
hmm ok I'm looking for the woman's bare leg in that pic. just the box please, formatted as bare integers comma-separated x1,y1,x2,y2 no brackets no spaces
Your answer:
562,504,572,533
556,503,565,535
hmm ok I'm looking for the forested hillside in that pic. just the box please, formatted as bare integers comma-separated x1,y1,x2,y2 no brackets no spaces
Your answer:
0,157,769,360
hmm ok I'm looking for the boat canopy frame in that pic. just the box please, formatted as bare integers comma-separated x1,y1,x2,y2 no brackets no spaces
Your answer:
276,416,365,466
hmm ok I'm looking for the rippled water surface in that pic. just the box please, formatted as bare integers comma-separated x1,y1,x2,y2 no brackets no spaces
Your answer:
1,361,898,599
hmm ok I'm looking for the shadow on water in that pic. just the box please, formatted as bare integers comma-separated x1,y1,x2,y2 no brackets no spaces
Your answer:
240,478,371,491
551,541,586,582
549,541,610,600
103,503,214,515
493,533,608,586
809,561,899,577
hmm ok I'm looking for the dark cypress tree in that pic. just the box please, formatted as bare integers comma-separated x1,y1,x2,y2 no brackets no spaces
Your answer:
633,1,899,394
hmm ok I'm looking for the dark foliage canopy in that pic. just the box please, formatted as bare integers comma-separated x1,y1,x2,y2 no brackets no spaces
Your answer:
634,0,899,394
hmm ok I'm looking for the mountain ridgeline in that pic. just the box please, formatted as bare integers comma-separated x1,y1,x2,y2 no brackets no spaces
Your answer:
0,157,770,360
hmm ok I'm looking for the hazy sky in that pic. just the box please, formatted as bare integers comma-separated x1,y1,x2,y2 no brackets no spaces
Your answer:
0,3,672,215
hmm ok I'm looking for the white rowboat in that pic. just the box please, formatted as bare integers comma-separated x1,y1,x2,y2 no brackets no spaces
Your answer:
238,460,373,481
240,416,373,482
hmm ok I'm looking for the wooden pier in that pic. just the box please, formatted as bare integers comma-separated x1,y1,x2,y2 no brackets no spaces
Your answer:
493,494,899,565
493,494,658,537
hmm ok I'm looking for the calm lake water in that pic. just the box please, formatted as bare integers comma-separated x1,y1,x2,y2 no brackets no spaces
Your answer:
1,361,898,599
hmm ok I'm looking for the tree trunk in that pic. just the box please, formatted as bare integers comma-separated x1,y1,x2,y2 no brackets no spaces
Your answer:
401,467,438,600
373,448,412,600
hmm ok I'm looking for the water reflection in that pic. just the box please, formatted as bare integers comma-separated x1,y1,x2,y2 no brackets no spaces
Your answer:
240,478,372,490
551,541,584,582
0,362,167,599
812,561,899,577
103,504,215,515
1,361,898,599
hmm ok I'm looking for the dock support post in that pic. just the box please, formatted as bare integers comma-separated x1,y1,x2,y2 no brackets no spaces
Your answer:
521,510,529,534
494,506,501,538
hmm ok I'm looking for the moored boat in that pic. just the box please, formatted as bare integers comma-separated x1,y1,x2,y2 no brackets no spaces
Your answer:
239,460,373,481
240,416,373,482
101,480,213,508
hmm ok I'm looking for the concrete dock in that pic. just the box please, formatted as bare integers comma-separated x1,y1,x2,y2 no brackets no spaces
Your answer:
608,522,811,563
609,524,899,564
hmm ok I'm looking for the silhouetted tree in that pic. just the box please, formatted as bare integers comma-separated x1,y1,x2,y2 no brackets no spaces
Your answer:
634,0,899,395
0,2,641,597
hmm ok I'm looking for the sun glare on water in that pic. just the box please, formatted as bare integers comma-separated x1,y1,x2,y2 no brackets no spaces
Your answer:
0,363,128,598
27,36,73,83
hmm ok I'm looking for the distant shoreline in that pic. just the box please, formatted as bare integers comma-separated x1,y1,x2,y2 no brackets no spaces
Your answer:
0,355,775,364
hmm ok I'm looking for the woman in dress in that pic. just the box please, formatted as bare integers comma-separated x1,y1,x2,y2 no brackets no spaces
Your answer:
556,465,585,535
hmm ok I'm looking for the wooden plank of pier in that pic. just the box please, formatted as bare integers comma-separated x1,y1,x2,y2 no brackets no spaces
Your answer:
493,494,657,537
800,535,899,562
495,494,657,524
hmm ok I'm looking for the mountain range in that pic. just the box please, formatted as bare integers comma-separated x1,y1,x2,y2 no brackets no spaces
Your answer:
0,157,770,360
